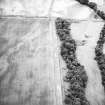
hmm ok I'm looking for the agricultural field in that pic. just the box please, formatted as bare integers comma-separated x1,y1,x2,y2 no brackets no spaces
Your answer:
0,0,105,105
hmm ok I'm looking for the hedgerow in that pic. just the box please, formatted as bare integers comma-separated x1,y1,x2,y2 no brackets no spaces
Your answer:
55,18,90,105
95,24,105,88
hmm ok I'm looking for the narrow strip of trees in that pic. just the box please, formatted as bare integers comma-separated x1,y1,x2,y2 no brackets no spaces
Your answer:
95,24,105,90
55,18,90,105
75,0,105,20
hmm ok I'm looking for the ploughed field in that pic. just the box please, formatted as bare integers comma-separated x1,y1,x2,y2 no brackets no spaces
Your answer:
0,17,63,105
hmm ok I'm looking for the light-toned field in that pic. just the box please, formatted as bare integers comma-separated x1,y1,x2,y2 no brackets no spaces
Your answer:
0,17,63,105
71,20,105,105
